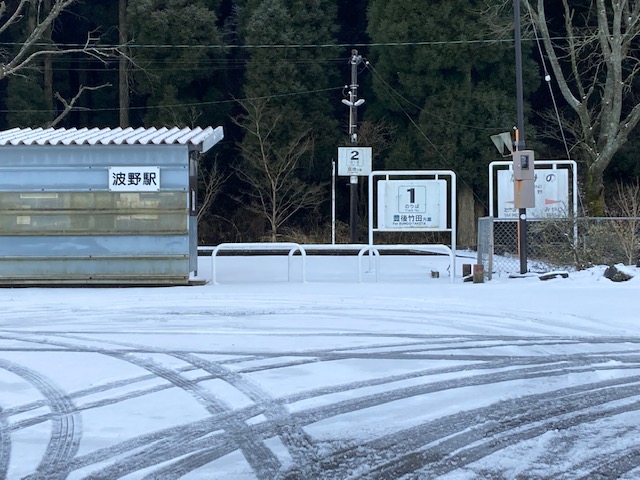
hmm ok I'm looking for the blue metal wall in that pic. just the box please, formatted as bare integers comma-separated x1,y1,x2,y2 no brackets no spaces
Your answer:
0,145,193,285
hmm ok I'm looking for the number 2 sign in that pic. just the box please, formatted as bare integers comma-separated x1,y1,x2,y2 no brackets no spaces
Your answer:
338,147,372,176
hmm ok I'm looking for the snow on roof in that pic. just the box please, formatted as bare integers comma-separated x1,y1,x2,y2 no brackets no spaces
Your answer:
0,126,224,153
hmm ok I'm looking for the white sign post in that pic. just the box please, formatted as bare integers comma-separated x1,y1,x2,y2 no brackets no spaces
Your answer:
338,146,372,176
368,170,457,279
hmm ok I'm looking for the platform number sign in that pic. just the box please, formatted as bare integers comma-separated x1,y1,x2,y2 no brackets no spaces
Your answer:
338,146,372,176
400,186,425,212
377,179,447,230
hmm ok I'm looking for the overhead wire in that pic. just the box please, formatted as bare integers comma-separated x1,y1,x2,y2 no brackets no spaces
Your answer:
365,60,488,209
525,4,572,161
525,2,586,216
0,35,593,50
0,85,345,114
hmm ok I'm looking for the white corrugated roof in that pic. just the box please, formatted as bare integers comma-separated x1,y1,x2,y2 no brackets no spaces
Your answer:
0,126,224,153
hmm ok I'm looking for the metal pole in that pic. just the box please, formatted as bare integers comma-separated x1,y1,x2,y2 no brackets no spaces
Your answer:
348,49,362,244
331,160,336,244
514,0,528,274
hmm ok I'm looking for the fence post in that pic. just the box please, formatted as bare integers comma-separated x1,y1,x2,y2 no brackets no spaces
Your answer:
463,264,472,277
473,264,484,283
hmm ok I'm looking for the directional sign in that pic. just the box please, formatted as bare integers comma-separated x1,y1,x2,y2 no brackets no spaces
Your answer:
338,147,372,176
377,179,447,230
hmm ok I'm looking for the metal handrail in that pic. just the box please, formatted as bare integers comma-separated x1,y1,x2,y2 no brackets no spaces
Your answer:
199,243,455,284
208,242,306,284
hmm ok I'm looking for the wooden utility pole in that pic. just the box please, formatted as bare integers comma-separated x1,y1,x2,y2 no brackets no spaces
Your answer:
346,49,363,243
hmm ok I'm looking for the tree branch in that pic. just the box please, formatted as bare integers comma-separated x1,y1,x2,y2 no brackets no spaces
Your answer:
1,2,119,80
49,83,111,127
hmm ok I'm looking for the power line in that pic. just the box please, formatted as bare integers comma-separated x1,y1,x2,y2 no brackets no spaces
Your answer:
365,63,510,133
19,56,347,73
0,36,582,50
366,61,489,209
0,86,344,114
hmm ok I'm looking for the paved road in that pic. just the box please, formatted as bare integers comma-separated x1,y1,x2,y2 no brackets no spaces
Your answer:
1,326,640,479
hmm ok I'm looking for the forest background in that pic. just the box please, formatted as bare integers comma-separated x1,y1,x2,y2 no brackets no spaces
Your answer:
1,0,639,246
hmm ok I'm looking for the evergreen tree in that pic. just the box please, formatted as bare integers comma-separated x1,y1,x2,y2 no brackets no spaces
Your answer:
232,0,341,239
127,0,228,127
239,0,341,181
367,0,539,201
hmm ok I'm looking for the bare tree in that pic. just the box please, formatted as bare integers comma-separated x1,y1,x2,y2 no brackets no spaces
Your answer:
234,98,327,242
119,0,130,127
0,0,119,123
49,84,111,127
522,0,640,215
197,156,228,223
608,180,640,265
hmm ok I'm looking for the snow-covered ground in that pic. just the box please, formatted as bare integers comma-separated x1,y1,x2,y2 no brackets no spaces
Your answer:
1,253,639,479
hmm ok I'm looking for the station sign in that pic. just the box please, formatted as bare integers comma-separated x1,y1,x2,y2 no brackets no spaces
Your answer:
377,179,447,230
338,147,372,176
109,167,160,192
497,169,569,219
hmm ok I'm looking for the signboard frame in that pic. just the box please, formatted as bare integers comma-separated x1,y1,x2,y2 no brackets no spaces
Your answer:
488,160,577,220
368,169,457,264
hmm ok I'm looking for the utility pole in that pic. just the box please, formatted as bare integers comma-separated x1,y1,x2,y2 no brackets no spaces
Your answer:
513,0,528,274
345,49,363,243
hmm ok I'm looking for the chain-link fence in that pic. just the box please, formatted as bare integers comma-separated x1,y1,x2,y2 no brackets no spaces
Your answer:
477,216,640,279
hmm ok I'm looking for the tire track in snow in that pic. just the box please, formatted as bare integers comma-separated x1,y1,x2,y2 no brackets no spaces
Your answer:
0,404,10,480
280,376,640,479
4,331,640,478
32,331,640,478
6,330,386,476
70,361,640,479
95,352,283,480
577,446,640,480
0,333,282,480
7,331,320,479
0,358,81,480
66,407,262,475
284,381,640,479
172,353,319,469
407,393,640,479
116,370,640,480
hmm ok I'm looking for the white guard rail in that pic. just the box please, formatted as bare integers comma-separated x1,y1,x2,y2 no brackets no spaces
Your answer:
199,243,455,284
207,242,306,284
356,244,454,282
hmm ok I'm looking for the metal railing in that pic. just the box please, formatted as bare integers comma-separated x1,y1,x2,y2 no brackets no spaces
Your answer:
199,243,455,284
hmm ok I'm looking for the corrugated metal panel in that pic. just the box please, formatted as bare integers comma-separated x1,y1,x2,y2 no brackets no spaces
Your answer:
0,126,223,153
0,128,223,286
0,144,190,193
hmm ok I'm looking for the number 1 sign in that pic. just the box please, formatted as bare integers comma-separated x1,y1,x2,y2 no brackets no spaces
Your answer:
338,147,372,176
377,179,447,230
